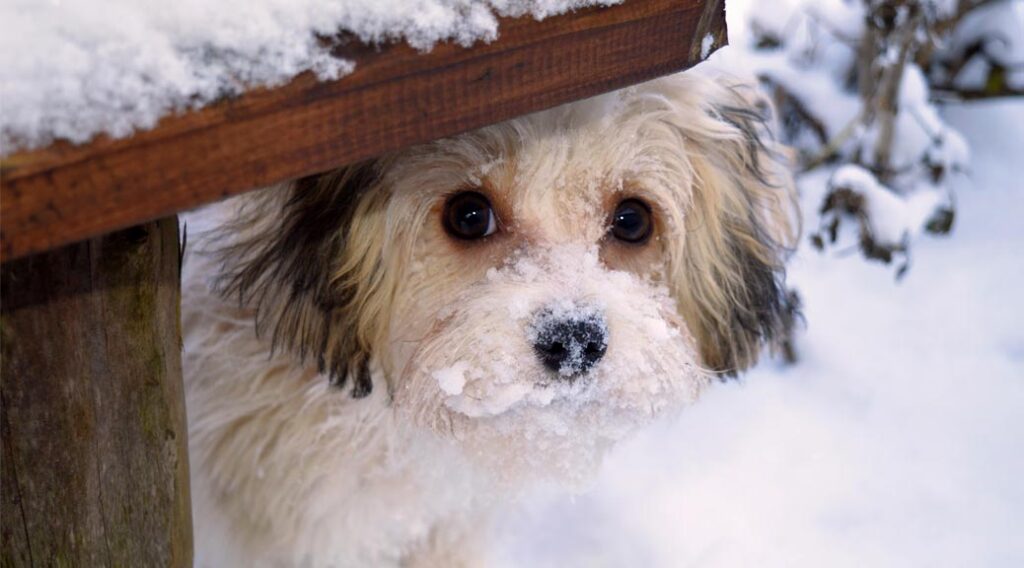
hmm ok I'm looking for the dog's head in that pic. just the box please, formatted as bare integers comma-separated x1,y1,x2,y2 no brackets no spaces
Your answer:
215,72,797,483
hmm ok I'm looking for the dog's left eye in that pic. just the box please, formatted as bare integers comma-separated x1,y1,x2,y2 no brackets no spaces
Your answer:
444,191,497,240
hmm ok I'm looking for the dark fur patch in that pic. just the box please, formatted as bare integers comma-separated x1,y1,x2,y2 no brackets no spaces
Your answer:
714,225,793,377
698,101,798,376
213,161,381,397
716,102,784,190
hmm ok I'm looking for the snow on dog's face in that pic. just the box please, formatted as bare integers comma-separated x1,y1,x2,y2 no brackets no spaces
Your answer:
393,242,704,484
215,72,797,484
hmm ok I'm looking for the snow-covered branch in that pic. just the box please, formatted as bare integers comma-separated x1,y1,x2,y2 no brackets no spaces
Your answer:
730,0,1007,278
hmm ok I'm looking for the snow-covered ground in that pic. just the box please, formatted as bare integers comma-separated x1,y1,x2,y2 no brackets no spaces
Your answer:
491,6,1024,563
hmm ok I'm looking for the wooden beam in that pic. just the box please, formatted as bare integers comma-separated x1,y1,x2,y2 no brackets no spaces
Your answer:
1,218,191,566
0,0,726,261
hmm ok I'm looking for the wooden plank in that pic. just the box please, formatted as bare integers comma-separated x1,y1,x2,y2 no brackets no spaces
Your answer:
0,0,726,261
1,218,191,566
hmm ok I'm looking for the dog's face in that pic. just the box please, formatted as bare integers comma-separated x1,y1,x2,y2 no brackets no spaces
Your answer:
216,72,796,484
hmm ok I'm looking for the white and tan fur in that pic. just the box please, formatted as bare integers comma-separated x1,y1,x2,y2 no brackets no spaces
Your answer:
182,70,797,567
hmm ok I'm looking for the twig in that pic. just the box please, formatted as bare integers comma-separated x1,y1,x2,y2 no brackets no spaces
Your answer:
801,109,867,172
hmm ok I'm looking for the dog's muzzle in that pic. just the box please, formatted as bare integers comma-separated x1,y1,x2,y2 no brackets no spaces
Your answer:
530,305,608,378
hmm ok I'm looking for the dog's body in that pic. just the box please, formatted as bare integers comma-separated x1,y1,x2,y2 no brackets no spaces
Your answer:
183,70,796,566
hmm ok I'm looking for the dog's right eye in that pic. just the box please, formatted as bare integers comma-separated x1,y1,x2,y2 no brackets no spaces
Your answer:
444,191,497,240
610,198,653,244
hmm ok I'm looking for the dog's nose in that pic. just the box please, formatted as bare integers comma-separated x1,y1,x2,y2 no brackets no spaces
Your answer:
530,308,608,378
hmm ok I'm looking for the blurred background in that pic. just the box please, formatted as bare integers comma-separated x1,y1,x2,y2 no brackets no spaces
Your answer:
494,1,1024,565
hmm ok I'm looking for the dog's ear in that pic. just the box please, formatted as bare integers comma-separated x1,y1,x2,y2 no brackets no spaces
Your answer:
658,75,799,376
213,161,391,397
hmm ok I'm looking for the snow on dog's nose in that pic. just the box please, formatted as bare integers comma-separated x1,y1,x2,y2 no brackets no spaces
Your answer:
530,306,608,377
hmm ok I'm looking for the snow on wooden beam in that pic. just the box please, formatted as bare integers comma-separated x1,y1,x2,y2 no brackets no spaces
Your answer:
0,0,725,262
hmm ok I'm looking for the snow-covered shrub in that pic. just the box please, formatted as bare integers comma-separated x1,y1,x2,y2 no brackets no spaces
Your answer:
727,0,1020,277
929,0,1024,98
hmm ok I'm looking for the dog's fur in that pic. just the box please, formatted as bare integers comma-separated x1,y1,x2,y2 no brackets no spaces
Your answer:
182,70,797,567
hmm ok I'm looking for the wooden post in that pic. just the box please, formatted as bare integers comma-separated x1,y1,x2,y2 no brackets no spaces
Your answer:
1,218,191,566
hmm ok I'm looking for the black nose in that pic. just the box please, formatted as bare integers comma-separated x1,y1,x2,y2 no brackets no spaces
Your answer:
531,309,608,378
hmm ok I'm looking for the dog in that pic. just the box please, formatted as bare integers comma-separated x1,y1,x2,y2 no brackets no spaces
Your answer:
181,69,797,567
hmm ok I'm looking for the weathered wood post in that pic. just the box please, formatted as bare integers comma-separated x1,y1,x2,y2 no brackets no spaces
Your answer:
1,218,191,566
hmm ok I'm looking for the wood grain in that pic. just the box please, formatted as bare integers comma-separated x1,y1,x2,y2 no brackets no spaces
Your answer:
1,218,191,566
0,0,726,261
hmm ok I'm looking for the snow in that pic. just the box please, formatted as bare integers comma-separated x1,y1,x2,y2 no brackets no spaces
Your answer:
827,163,943,247
870,64,967,175
712,0,989,202
700,33,715,60
0,0,620,153
709,0,865,142
711,0,987,280
432,361,471,395
491,94,1024,568
410,240,708,487
949,0,1024,90
427,245,697,421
